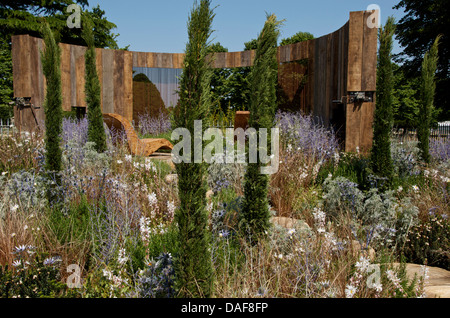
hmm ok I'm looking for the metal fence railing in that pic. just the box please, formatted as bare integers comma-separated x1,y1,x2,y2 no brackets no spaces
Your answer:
0,118,14,136
393,122,450,141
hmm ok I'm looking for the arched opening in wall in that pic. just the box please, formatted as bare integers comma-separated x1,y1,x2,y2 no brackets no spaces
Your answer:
277,59,310,115
132,67,182,127
209,66,252,128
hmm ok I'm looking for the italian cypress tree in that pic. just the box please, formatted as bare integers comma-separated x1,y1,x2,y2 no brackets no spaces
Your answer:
417,35,441,164
239,14,281,241
41,22,63,199
82,15,107,153
172,0,214,298
370,17,396,184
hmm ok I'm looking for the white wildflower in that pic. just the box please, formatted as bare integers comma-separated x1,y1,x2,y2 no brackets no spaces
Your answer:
420,265,430,281
386,270,401,285
12,260,22,267
355,256,371,273
313,208,326,223
287,144,293,152
118,248,128,265
148,192,158,206
372,282,383,293
167,201,176,218
345,284,357,298
139,216,152,243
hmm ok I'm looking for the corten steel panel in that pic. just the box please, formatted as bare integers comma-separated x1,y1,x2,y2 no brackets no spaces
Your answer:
347,11,364,92
102,49,114,114
123,51,134,122
11,35,38,133
113,50,125,119
345,11,378,153
95,48,103,112
29,37,42,124
361,11,378,92
60,43,72,112
74,46,87,107
146,52,155,68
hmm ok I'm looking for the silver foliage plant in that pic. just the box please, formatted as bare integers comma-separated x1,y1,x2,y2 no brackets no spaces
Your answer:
390,139,421,178
321,176,418,247
207,151,246,194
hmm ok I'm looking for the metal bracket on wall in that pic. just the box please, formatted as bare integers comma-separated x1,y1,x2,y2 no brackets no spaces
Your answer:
332,92,375,104
348,91,374,103
12,97,41,110
11,97,41,131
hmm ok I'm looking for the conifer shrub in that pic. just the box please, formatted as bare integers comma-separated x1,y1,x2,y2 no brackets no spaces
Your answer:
82,16,108,153
40,22,63,203
240,14,281,241
370,17,396,186
171,0,215,298
417,35,441,164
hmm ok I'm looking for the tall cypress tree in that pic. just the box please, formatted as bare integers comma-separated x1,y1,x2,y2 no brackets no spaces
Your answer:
239,14,281,241
417,35,441,164
82,15,107,153
370,17,396,184
172,0,214,298
41,22,63,195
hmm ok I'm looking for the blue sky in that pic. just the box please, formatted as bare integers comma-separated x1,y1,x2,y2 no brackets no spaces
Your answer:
88,0,406,54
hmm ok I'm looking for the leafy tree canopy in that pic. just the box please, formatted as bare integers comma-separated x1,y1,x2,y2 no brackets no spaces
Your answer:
280,31,314,46
0,0,121,49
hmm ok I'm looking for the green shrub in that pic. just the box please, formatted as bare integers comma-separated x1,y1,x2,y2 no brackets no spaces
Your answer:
316,152,369,188
402,208,449,270
0,246,67,298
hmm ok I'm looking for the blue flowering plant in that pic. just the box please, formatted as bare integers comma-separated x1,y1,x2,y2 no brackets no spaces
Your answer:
0,245,66,298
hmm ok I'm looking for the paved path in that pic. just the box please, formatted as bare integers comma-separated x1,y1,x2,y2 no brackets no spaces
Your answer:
404,264,450,298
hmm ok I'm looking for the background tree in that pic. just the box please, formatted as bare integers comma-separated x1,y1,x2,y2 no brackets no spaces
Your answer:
280,31,314,46
0,37,13,121
172,0,214,298
207,42,233,113
41,22,63,202
0,1,120,49
417,35,441,164
208,41,253,113
240,14,281,241
394,0,449,121
370,17,396,185
392,63,420,129
0,1,122,120
82,15,107,153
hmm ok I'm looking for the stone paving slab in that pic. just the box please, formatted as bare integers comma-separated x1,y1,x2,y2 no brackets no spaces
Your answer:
404,264,450,298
